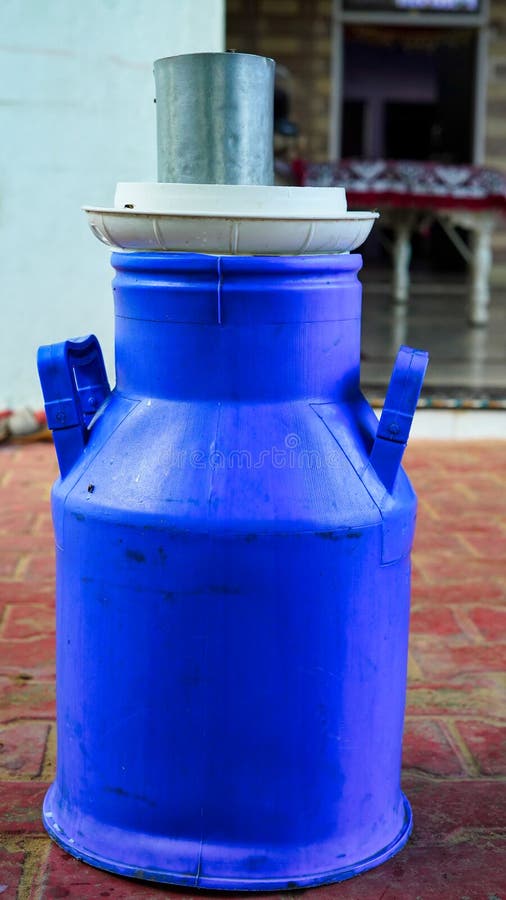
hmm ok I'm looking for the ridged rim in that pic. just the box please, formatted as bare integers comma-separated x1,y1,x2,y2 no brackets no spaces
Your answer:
110,250,364,275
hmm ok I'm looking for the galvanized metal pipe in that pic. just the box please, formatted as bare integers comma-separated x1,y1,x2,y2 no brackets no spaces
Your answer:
154,52,275,186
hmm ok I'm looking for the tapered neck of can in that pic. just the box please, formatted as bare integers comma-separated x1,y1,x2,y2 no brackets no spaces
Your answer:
112,253,363,403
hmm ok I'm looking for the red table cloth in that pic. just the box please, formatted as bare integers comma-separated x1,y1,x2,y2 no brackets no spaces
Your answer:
293,158,506,213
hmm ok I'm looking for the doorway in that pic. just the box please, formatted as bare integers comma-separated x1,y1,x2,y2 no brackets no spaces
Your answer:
342,26,476,164
341,25,477,271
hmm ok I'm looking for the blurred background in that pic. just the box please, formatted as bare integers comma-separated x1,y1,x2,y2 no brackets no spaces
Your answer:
229,0,506,409
1,0,505,413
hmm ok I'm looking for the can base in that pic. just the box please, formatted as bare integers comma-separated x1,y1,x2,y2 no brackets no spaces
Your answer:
42,786,413,891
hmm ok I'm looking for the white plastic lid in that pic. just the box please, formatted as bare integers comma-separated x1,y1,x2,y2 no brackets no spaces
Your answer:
114,182,348,219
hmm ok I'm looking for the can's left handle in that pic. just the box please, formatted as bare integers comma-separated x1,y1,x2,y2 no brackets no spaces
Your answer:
37,335,110,478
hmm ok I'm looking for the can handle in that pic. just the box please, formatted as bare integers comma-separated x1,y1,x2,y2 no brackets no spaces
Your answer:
369,345,429,491
37,334,110,478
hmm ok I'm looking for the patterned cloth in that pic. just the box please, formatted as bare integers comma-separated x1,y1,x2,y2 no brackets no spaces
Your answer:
293,158,506,212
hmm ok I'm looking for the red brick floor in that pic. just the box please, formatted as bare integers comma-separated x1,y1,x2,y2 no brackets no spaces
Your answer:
1,441,505,900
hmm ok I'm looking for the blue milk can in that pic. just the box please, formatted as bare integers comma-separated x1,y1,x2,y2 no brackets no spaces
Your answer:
38,251,428,889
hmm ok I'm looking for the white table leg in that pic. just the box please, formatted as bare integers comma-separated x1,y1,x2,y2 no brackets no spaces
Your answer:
469,220,493,326
392,223,412,304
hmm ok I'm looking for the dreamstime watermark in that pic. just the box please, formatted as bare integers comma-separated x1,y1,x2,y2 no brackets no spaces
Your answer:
166,433,341,470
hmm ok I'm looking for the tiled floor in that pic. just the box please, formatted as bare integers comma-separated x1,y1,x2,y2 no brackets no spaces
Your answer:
0,442,505,899
360,270,506,405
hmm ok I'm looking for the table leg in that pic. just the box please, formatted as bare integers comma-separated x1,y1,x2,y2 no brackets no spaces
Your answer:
469,222,493,326
392,224,412,304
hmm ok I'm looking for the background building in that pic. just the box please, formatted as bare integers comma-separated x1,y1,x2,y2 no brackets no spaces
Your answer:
228,0,506,276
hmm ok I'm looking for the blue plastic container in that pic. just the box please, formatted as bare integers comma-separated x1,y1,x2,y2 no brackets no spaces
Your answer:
38,252,427,889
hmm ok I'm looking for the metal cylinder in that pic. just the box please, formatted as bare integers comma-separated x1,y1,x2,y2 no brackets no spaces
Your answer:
154,52,275,185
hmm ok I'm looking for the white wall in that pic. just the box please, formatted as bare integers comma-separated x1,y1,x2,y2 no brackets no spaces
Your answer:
0,0,225,408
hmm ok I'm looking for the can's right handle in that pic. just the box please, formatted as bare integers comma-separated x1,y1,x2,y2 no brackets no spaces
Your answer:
369,345,429,492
